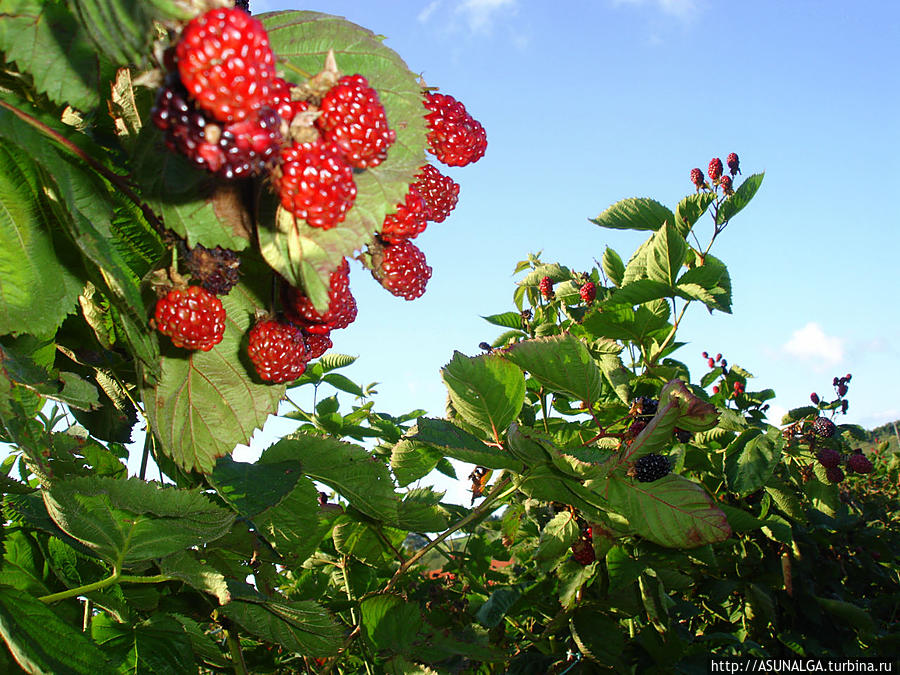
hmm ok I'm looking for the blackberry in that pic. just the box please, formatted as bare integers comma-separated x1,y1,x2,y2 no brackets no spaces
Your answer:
181,242,241,295
816,448,841,469
633,454,670,482
825,465,845,484
846,452,874,474
630,396,658,421
812,416,836,439
674,427,692,443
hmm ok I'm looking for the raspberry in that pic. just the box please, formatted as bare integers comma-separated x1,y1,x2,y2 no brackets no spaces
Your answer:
580,281,596,304
370,238,432,300
154,285,225,351
423,92,487,167
414,164,460,223
720,175,733,195
270,77,307,122
690,168,705,188
570,536,595,566
846,452,874,474
708,157,724,181
816,448,841,469
175,8,276,123
825,465,845,484
247,319,309,383
316,74,396,169
810,392,820,405
634,453,670,482
181,243,241,295
152,76,281,178
812,417,836,439
276,140,357,229
303,331,333,360
380,185,429,242
726,152,740,176
282,259,357,333
539,276,554,299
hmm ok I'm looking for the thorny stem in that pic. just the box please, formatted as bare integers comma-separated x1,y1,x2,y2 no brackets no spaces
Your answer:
383,475,515,593
0,99,168,238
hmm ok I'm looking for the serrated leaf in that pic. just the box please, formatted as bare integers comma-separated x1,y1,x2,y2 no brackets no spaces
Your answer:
518,263,572,288
481,312,523,330
389,439,443,487
591,197,675,232
597,353,631,404
159,551,231,605
333,520,390,565
222,598,341,658
674,192,716,238
647,220,686,286
91,613,195,675
441,351,525,440
68,0,154,67
0,584,115,674
0,0,110,111
716,172,764,224
781,406,818,424
604,279,675,307
404,417,522,471
143,275,284,474
676,254,732,313
396,487,450,533
43,476,234,566
0,141,83,336
535,511,579,567
570,608,626,670
476,586,522,628
360,593,420,653
501,334,602,405
724,428,783,496
606,474,731,548
601,247,625,287
622,234,654,285
211,455,303,517
322,372,364,396
262,433,399,522
259,11,428,303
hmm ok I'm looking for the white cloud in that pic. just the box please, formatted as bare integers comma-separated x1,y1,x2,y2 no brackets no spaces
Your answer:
782,322,845,367
611,0,699,20
418,0,442,24
456,0,518,34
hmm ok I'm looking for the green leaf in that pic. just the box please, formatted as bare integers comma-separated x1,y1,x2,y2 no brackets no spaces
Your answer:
0,584,115,674
674,192,716,238
570,608,626,671
622,235,654,285
591,197,675,232
259,11,427,305
501,334,602,405
606,474,731,548
441,351,525,439
647,221,686,286
605,279,675,307
43,476,234,566
601,247,625,287
535,511,579,568
582,303,669,344
91,613,196,675
765,481,806,523
0,141,83,336
476,586,522,628
262,433,399,522
360,593,420,653
781,406,817,424
481,312,524,330
68,0,154,67
222,598,341,658
143,273,285,474
396,488,451,533
605,546,644,592
333,520,390,565
597,353,631,405
211,456,303,518
716,172,764,225
322,372,364,396
676,254,732,314
813,597,875,637
0,0,110,111
718,504,766,533
159,551,231,606
517,263,572,288
724,428,783,496
404,417,522,471
389,439,443,487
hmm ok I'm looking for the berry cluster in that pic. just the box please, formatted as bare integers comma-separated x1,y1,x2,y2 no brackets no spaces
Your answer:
815,446,874,484
690,153,740,194
570,525,595,566
632,453,671,483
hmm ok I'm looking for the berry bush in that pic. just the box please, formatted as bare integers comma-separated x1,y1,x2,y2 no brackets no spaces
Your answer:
0,1,897,673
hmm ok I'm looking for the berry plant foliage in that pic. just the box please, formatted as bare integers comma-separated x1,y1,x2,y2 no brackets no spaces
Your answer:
0,1,898,673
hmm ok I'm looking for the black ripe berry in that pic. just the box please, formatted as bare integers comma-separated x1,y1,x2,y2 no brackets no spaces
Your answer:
634,453,670,482
812,416,836,439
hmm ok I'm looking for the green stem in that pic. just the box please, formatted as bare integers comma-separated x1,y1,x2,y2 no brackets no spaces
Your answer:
224,626,249,675
646,299,691,369
383,475,515,593
39,572,174,604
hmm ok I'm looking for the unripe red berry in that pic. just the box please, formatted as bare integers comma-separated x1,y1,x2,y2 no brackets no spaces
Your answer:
702,351,708,358
707,358,715,368
810,392,820,405
580,281,596,304
726,152,740,176
690,168,704,188
712,385,719,394
720,175,733,194
708,157,723,181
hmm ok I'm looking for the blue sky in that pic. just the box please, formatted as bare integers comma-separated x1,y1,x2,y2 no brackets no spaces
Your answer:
232,0,900,501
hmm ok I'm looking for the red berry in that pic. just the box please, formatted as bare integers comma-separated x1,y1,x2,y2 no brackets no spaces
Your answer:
282,259,357,333
712,385,720,394
423,92,487,167
837,383,848,397
716,353,722,361
720,175,733,194
690,168,704,188
304,331,333,360
570,537,595,565
707,358,716,368
726,152,740,176
414,164,460,223
539,276,554,299
380,185,429,242
580,281,596,304
708,157,723,181
154,285,225,351
175,8,276,123
816,448,841,469
276,139,357,229
247,319,309,383
316,74,396,168
370,239,432,300
270,77,308,123
810,392,820,405
701,351,708,358
846,452,874,474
